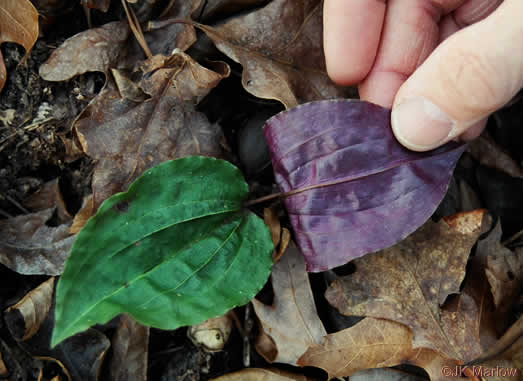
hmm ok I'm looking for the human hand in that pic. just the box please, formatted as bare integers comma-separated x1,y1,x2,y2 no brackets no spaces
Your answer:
323,0,523,151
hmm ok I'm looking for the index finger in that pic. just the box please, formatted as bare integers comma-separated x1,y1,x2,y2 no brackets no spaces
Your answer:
323,0,386,85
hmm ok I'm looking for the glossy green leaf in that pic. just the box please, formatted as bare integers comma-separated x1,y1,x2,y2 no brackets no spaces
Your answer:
52,157,274,347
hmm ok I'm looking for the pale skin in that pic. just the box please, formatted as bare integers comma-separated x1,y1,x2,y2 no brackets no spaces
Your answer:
323,0,523,151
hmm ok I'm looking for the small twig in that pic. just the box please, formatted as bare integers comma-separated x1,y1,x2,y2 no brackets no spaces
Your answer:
243,304,253,367
23,117,54,131
121,0,152,58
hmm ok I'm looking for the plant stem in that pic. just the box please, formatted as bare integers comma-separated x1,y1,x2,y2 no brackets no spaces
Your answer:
244,181,343,207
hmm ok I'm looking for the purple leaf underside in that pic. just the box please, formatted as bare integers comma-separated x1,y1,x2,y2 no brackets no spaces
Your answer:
264,99,466,272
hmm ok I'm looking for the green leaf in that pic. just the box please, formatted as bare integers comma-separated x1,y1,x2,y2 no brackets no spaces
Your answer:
52,157,274,347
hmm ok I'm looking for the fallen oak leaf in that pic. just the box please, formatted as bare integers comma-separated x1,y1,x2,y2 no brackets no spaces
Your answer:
325,211,489,364
0,208,74,275
263,100,466,271
196,0,353,108
298,317,415,379
0,0,39,93
252,244,326,365
75,51,229,209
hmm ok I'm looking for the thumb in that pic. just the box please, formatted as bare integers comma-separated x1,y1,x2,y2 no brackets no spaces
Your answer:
391,0,523,152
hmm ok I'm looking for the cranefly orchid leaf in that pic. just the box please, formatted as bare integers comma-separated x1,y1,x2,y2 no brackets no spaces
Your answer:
52,157,274,347
264,99,466,272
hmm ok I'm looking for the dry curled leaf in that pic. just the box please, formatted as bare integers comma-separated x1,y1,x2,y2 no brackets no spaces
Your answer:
198,0,352,108
39,21,130,81
5,278,55,341
0,208,74,275
252,244,326,365
0,0,39,93
188,314,233,352
75,52,229,208
325,211,489,365
110,315,149,381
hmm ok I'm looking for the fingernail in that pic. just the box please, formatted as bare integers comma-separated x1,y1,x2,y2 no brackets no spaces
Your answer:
392,97,454,151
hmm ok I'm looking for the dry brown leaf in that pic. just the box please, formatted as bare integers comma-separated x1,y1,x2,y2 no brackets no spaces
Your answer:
262,208,291,262
146,0,203,55
0,0,39,93
24,179,72,224
300,265,496,380
59,135,86,163
39,21,130,81
325,211,488,364
4,278,55,341
468,134,523,178
298,318,414,379
264,208,281,248
109,314,149,381
210,368,315,381
75,52,229,209
69,194,94,234
252,244,326,365
476,220,523,322
0,208,74,275
198,0,353,108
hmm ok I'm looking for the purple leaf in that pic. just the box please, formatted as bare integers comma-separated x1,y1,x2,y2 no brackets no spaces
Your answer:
264,99,466,272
